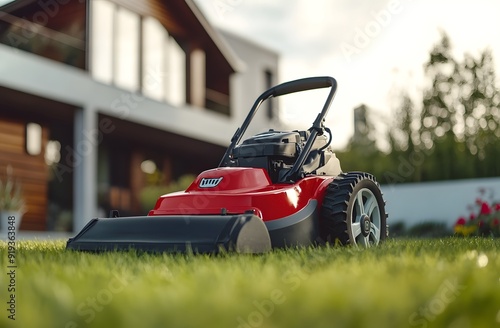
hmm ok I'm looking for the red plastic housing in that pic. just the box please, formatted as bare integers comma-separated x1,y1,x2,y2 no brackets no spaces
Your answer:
148,167,333,222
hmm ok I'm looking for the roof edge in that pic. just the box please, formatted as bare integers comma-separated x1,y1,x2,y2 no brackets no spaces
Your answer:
185,0,246,72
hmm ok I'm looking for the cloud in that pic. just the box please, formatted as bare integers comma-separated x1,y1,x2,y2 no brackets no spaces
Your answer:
197,0,390,58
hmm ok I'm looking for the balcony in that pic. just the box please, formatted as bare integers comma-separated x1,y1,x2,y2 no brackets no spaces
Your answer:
0,1,86,69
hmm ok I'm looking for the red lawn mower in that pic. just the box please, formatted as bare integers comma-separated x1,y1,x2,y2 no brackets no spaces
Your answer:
67,76,388,253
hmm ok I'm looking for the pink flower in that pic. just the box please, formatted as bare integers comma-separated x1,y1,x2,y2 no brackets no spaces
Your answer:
478,220,484,228
469,213,476,221
455,217,466,225
492,218,500,227
495,204,500,211
480,202,492,215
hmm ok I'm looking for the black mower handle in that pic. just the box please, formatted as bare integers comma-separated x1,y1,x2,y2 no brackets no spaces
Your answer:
268,76,336,98
219,76,338,178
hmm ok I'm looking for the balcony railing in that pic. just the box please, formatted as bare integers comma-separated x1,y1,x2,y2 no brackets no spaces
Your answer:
206,88,230,116
0,11,85,69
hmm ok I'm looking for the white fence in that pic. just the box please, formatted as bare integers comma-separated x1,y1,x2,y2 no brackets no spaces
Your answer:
382,177,500,228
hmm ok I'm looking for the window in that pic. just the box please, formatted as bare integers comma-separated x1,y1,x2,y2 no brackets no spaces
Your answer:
90,0,114,84
142,17,166,101
265,70,274,119
142,17,187,106
90,1,187,105
114,7,140,92
167,37,186,106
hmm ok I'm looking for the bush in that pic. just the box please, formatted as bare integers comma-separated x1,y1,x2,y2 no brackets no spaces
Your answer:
406,221,450,238
454,188,500,237
390,221,451,238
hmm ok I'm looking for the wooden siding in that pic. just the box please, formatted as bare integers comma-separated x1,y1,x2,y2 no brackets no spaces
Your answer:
0,118,48,230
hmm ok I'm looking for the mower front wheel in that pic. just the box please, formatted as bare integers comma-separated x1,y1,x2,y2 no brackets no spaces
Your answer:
321,172,387,246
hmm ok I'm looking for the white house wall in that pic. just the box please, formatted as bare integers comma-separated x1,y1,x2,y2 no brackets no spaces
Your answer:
222,30,281,137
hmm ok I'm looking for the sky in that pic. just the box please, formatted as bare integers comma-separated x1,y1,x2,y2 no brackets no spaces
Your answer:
193,0,500,149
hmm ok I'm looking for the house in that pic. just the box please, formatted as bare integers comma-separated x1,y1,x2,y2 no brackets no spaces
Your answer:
0,0,279,232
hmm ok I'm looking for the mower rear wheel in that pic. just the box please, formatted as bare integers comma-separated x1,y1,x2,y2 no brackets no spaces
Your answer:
321,172,387,246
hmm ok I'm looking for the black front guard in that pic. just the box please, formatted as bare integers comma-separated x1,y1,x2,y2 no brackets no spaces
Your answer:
66,214,271,254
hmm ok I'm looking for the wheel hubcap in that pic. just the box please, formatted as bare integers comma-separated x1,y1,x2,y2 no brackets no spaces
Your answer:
361,215,371,237
350,188,382,247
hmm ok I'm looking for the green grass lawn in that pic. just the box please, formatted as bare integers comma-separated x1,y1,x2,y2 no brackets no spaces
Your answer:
0,238,499,328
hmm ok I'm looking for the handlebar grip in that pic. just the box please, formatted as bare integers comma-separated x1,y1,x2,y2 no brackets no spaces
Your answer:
271,76,336,97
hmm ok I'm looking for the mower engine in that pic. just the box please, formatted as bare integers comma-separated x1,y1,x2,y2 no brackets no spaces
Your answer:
231,129,340,183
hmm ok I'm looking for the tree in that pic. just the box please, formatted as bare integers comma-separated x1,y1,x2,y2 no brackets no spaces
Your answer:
385,92,423,183
389,94,416,152
336,104,389,179
458,49,500,177
338,32,500,183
